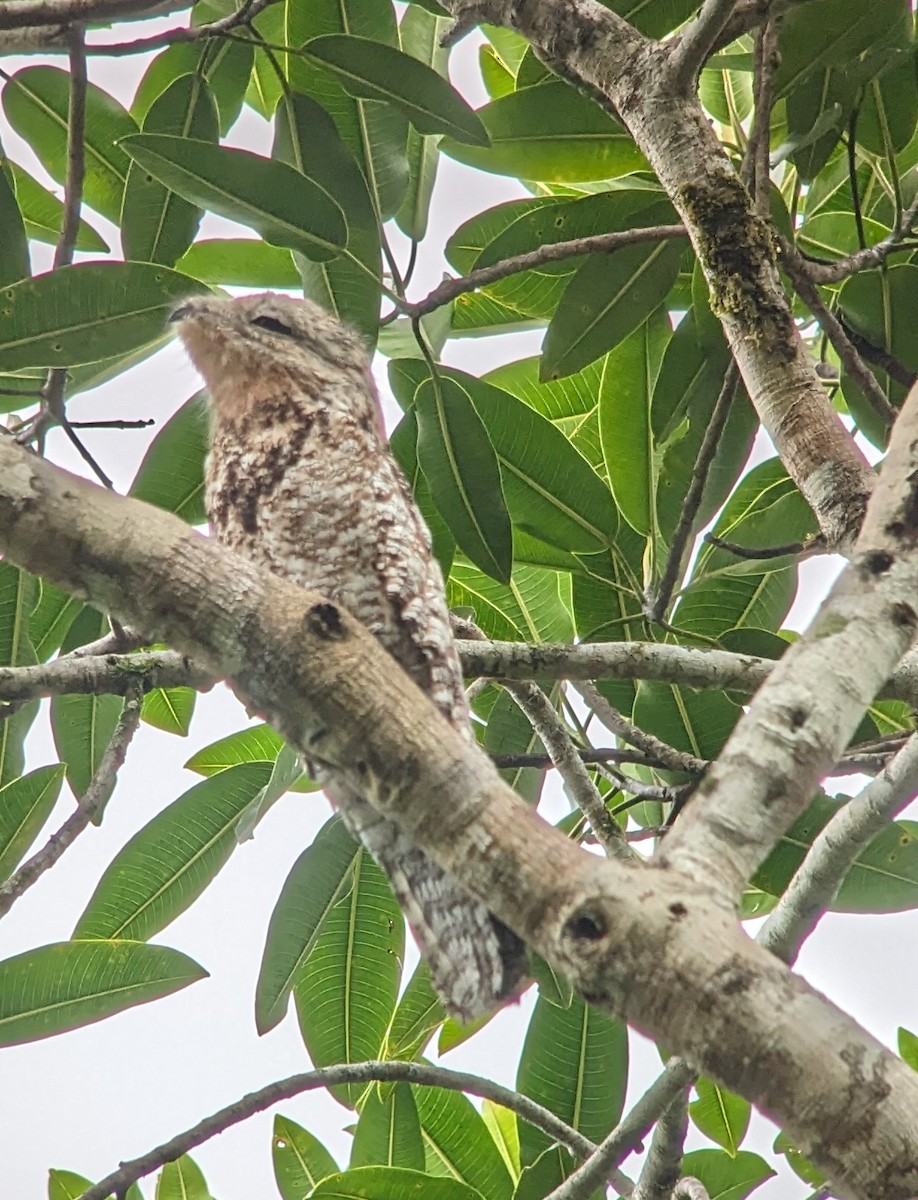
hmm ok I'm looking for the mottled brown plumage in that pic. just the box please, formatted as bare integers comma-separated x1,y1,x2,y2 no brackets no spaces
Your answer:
171,292,526,1020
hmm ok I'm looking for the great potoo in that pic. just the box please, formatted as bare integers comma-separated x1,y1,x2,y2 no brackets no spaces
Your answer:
170,292,527,1021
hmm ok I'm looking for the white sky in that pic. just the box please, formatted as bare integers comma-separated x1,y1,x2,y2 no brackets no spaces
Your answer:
2,11,917,1200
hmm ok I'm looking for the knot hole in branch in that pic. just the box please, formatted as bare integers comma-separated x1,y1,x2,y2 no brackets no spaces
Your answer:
307,602,346,641
564,905,607,942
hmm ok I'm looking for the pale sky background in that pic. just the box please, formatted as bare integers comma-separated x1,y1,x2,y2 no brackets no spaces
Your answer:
2,9,917,1199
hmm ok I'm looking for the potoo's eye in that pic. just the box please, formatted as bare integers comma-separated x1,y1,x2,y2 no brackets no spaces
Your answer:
250,314,296,337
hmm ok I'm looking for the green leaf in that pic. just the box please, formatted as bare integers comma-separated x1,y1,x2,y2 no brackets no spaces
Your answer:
273,91,382,340
679,1149,775,1200
415,1084,514,1199
0,561,38,787
2,66,136,222
415,374,513,583
0,940,206,1046
141,687,196,737
304,35,488,146
256,815,360,1034
384,960,445,1061
397,6,451,240
0,764,65,881
754,793,918,912
295,847,404,1107
481,685,548,805
689,1078,751,1156
273,1114,339,1199
442,82,644,182
175,238,300,288
48,1169,93,1200
900,1025,918,1071
185,723,285,776
773,1131,826,1188
351,1083,425,1170
599,308,670,536
133,35,253,135
156,1154,210,1200
73,761,273,940
517,995,627,1187
29,578,81,661
0,163,29,287
6,161,108,252
50,606,122,802
119,135,348,263
0,262,211,371
446,198,555,273
286,0,409,218
129,390,209,523
393,360,618,554
390,406,456,577
448,562,573,643
122,74,219,266
481,1100,520,1182
542,239,683,380
311,1167,483,1200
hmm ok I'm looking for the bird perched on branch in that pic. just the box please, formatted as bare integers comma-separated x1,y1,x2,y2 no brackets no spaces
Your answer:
170,292,527,1021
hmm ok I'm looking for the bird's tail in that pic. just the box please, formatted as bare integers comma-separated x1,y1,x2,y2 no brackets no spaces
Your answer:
327,780,528,1022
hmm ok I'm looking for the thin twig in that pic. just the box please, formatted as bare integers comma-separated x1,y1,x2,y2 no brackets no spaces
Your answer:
83,0,270,55
402,225,686,319
703,532,812,559
741,17,779,213
802,192,918,284
631,1091,691,1200
778,239,897,430
77,1059,635,1200
644,364,738,624
492,747,668,771
574,681,706,775
0,685,142,919
68,418,155,430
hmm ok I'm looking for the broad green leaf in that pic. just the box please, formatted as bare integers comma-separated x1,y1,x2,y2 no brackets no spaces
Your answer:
754,793,918,912
122,74,219,266
613,0,699,37
517,995,627,1187
175,238,300,288
0,940,206,1046
481,1101,520,1181
285,0,409,218
633,680,739,762
185,723,285,776
397,6,451,240
384,960,445,1061
351,1083,425,1170
442,82,644,182
132,34,253,135
390,406,456,577
304,35,488,145
773,1131,826,1187
415,374,513,583
295,847,404,1107
481,685,549,805
51,607,122,802
140,687,196,737
480,43,515,99
129,390,209,523
7,161,108,251
246,3,287,118
311,1167,483,1200
273,91,382,340
0,764,65,881
542,239,683,380
859,46,918,155
73,761,273,940
0,163,28,286
2,66,136,222
415,1084,514,1199
156,1154,209,1200
446,198,556,273
273,1114,339,1199
119,135,348,262
0,263,211,371
448,562,573,643
679,1149,775,1200
48,1169,94,1200
689,1078,751,1156
29,579,81,661
900,1026,918,1071
0,561,38,786
391,360,618,555
599,307,671,536
256,815,359,1034
796,212,888,261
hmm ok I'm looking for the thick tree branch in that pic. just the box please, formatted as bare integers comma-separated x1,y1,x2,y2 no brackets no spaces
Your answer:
0,0,188,28
3,441,918,1197
441,0,873,548
669,0,740,91
657,381,918,897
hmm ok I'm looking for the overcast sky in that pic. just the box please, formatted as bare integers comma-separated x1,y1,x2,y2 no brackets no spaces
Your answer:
2,11,916,1199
